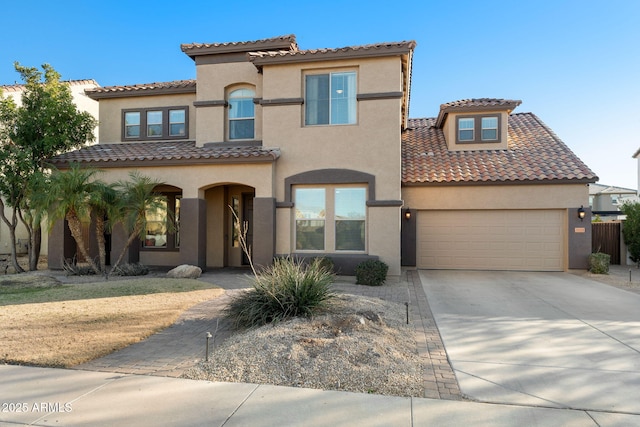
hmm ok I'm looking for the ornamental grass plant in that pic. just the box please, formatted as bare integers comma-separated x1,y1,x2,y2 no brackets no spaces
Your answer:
224,257,335,328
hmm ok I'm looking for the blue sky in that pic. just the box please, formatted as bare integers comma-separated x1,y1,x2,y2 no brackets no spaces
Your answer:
2,1,638,189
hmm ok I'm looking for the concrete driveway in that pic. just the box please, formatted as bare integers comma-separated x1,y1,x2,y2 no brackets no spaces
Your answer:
420,270,640,414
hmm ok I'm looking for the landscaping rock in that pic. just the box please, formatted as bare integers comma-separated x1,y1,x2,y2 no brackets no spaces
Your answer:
167,264,202,279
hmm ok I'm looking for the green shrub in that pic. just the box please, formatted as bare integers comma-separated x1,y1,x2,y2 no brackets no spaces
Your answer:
110,263,149,277
224,257,335,328
589,252,610,274
355,259,389,286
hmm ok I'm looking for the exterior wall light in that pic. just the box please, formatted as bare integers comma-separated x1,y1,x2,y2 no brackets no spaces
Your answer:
404,208,412,220
578,205,586,221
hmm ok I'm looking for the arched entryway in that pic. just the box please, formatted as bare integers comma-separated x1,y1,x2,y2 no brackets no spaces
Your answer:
204,183,255,268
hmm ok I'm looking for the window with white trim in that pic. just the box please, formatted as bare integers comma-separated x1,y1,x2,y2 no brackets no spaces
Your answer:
305,71,356,125
294,186,366,252
228,88,255,140
456,115,501,143
481,117,498,140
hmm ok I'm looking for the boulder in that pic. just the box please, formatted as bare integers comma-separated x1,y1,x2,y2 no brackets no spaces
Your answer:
167,264,202,279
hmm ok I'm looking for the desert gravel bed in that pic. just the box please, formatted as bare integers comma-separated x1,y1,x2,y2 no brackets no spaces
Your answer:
183,293,424,397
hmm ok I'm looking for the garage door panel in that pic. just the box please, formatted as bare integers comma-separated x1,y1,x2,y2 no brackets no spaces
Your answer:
418,210,564,271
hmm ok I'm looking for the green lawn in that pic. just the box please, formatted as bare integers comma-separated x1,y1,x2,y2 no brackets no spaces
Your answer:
0,274,221,306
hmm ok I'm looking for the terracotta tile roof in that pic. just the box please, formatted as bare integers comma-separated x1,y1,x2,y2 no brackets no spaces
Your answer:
402,113,598,185
248,40,416,64
49,141,280,167
181,35,299,58
85,80,196,99
435,98,522,128
1,79,99,93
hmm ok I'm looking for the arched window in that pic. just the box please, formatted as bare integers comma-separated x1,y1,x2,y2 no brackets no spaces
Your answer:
228,88,255,140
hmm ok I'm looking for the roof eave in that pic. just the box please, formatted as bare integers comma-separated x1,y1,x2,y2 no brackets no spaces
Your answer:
49,154,278,169
249,42,416,68
181,35,298,60
402,177,598,187
85,85,196,100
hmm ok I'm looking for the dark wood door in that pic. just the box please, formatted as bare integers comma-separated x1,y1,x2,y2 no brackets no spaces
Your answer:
242,194,254,265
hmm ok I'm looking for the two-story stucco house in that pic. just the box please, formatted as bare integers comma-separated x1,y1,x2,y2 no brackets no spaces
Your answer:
49,35,597,274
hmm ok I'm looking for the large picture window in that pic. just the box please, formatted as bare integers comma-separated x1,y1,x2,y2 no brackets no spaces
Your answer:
228,88,255,140
143,194,181,250
294,186,366,252
122,107,188,141
305,71,356,126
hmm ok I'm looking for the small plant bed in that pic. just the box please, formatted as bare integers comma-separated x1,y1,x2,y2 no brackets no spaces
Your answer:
184,294,424,397
224,257,335,328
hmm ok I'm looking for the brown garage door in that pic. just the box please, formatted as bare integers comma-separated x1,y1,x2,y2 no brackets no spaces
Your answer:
418,210,565,271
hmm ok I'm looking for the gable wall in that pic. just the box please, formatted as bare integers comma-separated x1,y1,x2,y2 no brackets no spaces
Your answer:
97,93,196,143
195,61,262,144
442,110,510,151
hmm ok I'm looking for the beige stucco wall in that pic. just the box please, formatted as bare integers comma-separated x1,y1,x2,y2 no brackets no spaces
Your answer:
92,162,274,199
97,93,196,143
258,56,404,274
195,62,263,145
442,111,509,151
89,162,274,267
402,183,590,210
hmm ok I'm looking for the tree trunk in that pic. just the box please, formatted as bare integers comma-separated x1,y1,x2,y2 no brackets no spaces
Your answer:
111,224,142,271
95,215,106,272
29,224,41,271
0,199,25,273
66,211,100,274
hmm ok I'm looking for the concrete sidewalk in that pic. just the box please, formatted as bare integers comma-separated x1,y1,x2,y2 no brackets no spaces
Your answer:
0,364,612,426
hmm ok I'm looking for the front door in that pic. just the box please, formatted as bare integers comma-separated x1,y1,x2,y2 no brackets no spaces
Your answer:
242,193,253,266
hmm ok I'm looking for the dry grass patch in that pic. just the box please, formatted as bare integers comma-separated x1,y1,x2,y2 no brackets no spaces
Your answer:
0,277,223,367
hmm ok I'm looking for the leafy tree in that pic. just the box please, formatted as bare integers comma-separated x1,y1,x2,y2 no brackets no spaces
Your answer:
621,202,640,266
0,63,96,271
110,172,168,271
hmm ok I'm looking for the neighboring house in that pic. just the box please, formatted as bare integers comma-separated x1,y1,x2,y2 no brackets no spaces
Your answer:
589,183,637,220
48,35,597,274
0,79,100,256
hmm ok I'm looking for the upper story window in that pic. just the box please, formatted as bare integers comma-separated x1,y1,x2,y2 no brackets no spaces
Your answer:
122,106,188,141
481,117,498,141
456,115,500,143
228,88,255,140
305,71,356,126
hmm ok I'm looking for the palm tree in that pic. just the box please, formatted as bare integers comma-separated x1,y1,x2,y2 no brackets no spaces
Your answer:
47,164,103,274
87,181,117,272
110,171,167,271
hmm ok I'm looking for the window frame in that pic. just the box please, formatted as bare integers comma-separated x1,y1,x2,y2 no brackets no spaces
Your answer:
227,88,256,141
304,71,357,126
294,184,367,253
122,106,189,141
141,193,181,251
456,114,501,144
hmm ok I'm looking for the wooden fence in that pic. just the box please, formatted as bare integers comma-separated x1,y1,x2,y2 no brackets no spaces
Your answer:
592,222,621,264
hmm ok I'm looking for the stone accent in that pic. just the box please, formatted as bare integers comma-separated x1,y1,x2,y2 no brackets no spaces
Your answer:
167,264,202,279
